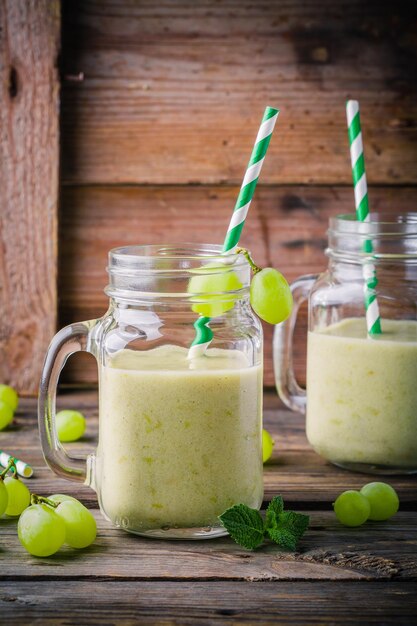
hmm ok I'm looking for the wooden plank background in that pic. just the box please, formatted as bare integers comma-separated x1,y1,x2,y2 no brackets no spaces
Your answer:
59,0,417,387
0,0,60,394
60,0,417,186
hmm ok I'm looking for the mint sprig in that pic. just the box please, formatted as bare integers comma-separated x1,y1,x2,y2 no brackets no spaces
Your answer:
219,496,309,551
218,504,265,550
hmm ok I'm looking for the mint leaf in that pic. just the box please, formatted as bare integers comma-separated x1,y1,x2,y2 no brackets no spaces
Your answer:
219,496,309,552
266,510,310,551
267,495,284,517
219,504,265,550
265,496,285,535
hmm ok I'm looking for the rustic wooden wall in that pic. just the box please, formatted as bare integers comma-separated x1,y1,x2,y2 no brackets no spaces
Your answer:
59,0,417,387
0,0,60,394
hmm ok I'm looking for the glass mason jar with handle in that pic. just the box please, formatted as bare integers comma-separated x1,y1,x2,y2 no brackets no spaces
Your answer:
39,244,263,539
274,213,417,475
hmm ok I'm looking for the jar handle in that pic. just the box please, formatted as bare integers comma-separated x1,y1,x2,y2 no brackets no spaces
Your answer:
273,275,317,414
38,320,97,483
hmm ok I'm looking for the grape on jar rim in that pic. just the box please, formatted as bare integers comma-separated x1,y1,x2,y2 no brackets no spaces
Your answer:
4,476,31,516
56,409,86,443
333,490,370,527
18,503,66,557
262,429,275,463
360,482,399,521
250,268,293,325
0,384,19,412
187,264,243,318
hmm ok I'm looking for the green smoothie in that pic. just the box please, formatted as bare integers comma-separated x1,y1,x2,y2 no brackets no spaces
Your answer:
306,318,417,469
96,345,263,534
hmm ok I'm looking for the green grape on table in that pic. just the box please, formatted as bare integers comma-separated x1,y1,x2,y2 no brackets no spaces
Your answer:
4,476,31,516
50,495,96,549
0,480,8,517
0,400,14,431
250,268,293,325
0,384,19,411
56,410,86,443
18,504,66,557
360,482,399,521
333,490,370,527
188,263,243,318
262,428,275,463
48,493,78,504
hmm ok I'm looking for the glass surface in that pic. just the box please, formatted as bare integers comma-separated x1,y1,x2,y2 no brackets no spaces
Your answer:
274,213,417,474
39,244,263,538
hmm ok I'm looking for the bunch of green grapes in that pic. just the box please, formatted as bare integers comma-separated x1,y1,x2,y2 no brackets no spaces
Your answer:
18,493,97,557
0,384,19,430
333,482,400,527
1,458,96,557
0,461,31,518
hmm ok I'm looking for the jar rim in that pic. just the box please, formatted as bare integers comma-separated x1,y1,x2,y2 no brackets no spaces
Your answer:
108,243,248,275
327,212,417,263
105,243,251,301
329,212,417,236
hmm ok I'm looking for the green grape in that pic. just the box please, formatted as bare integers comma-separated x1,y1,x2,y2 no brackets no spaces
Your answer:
333,490,370,527
360,482,399,521
250,268,293,325
52,497,97,549
188,263,243,318
18,504,66,557
4,476,31,516
0,480,8,516
0,400,14,430
0,384,18,411
262,428,275,463
56,410,86,442
49,493,78,504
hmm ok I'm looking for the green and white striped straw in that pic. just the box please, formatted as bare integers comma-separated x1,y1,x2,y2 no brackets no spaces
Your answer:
189,106,279,358
222,106,279,253
0,450,33,478
346,100,381,336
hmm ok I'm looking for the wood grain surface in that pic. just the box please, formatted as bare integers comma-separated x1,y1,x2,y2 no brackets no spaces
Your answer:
2,581,417,625
0,390,416,623
59,185,417,387
0,0,60,394
60,0,417,185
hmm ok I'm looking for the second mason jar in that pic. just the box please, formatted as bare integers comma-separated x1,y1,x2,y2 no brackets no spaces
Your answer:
274,213,417,475
39,244,263,539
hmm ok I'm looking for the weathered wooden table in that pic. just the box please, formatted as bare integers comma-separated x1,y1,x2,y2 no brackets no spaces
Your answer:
1,390,416,624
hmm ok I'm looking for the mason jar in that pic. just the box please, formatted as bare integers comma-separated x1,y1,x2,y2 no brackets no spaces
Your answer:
39,244,263,538
274,213,417,474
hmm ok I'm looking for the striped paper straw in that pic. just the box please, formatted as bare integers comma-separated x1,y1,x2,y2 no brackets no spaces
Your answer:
222,106,279,253
346,100,381,336
0,450,33,478
188,106,279,358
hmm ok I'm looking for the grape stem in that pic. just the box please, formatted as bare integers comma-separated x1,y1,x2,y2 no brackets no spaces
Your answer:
236,248,262,275
0,458,17,479
31,494,58,508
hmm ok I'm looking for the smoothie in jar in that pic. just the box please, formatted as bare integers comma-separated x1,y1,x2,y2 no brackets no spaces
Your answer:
306,318,417,470
96,345,263,535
